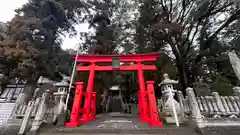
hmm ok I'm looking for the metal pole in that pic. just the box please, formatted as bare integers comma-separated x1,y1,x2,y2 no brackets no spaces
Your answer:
64,47,80,111
168,85,179,127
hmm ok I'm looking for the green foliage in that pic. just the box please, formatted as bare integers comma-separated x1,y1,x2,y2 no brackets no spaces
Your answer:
211,74,234,96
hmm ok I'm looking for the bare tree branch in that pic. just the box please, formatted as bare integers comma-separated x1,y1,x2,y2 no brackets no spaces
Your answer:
189,22,200,45
194,9,240,64
199,2,233,19
183,21,200,58
160,0,167,11
205,9,240,49
180,0,186,23
183,1,194,20
169,0,173,21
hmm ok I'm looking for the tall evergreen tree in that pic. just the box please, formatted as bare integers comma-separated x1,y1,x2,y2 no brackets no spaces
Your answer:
0,0,89,98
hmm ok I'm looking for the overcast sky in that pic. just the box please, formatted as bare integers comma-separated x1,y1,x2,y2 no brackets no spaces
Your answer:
0,0,28,22
0,0,89,50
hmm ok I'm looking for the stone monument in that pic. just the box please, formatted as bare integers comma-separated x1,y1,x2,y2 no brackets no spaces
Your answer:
228,51,240,81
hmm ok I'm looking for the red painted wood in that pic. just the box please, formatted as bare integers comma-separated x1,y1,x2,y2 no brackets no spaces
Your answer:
81,63,96,122
72,53,160,63
146,81,163,127
68,53,163,127
65,82,84,127
72,52,160,60
138,91,149,122
90,92,96,120
76,65,156,71
137,62,149,122
76,58,157,63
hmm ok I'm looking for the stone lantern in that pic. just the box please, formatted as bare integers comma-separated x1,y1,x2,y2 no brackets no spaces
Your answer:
158,73,181,125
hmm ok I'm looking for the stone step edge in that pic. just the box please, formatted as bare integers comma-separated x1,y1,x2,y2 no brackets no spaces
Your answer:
39,127,198,134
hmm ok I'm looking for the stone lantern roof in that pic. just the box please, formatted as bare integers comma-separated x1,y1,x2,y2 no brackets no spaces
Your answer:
109,85,121,91
158,73,178,87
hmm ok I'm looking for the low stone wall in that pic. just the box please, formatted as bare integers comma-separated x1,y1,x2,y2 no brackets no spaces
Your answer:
157,74,240,128
177,87,240,128
0,84,68,135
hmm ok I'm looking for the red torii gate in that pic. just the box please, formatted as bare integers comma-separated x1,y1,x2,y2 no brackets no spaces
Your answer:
65,53,163,127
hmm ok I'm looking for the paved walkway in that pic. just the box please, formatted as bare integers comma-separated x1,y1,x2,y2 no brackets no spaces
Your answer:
1,113,240,135
38,113,200,135
78,113,150,129
200,127,240,135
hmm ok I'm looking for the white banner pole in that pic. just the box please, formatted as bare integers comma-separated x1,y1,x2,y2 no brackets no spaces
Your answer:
64,46,80,111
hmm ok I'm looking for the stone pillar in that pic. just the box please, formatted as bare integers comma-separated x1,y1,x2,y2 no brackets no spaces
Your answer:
10,93,25,119
233,86,240,96
186,87,202,119
177,91,185,119
30,93,48,132
18,101,35,135
212,92,225,113
53,90,67,125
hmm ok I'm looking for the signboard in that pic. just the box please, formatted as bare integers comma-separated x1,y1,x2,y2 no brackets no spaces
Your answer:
112,58,120,69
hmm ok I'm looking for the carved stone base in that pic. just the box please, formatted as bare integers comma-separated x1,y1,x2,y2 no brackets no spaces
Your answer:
26,131,37,135
164,116,184,124
162,98,181,116
56,111,67,126
130,104,138,116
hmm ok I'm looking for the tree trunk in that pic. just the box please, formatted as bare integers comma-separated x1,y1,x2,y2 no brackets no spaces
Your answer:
176,60,188,94
22,72,40,105
170,44,189,93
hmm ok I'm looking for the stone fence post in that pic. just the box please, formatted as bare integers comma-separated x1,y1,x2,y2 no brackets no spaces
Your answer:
177,91,185,119
212,92,225,113
53,90,67,125
186,87,202,119
29,92,48,133
233,86,240,97
18,101,35,135
9,93,25,119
